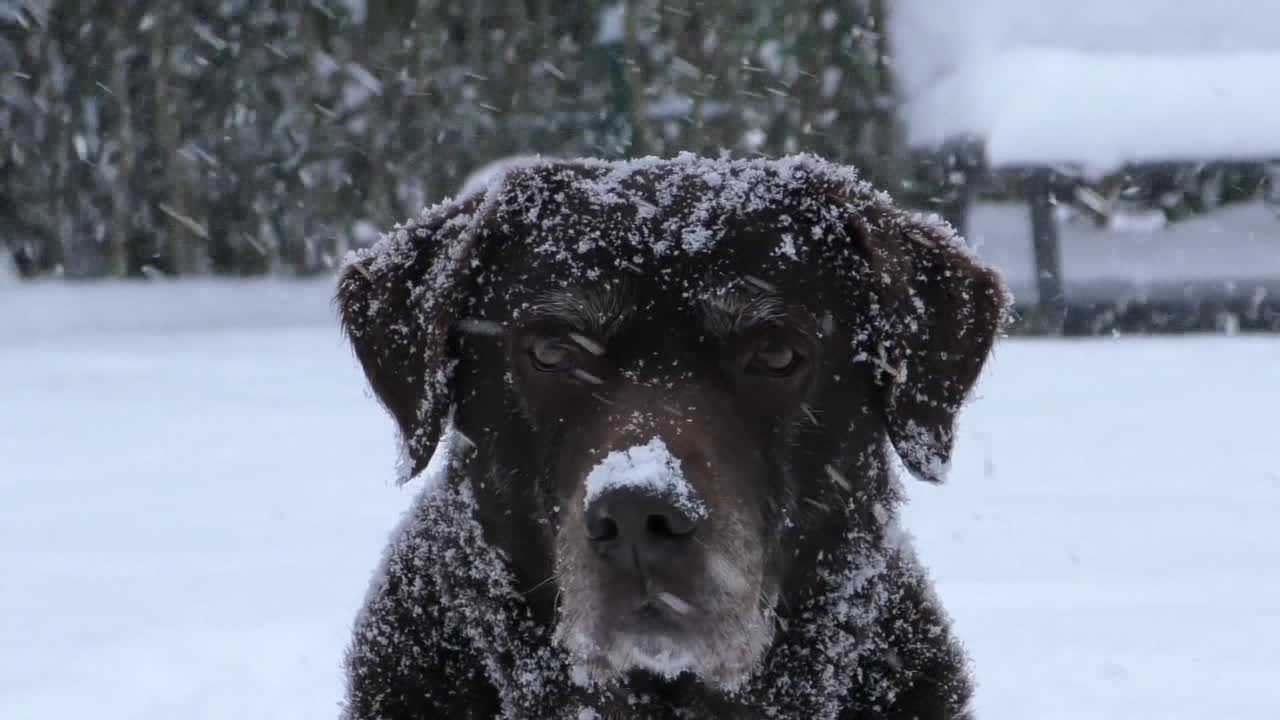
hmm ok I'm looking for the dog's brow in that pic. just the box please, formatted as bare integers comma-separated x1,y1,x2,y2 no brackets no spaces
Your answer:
699,284,789,337
529,286,629,336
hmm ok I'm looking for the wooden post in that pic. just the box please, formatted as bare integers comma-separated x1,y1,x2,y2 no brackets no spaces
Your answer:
1028,168,1067,333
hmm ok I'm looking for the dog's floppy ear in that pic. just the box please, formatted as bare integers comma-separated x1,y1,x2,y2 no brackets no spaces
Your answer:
846,202,1009,483
336,193,487,482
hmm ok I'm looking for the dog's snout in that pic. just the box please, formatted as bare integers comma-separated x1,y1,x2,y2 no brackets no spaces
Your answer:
585,488,698,567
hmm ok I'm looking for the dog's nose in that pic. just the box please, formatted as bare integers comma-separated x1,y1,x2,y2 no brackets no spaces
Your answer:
584,488,698,567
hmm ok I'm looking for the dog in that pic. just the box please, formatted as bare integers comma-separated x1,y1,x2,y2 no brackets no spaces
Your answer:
336,154,1008,719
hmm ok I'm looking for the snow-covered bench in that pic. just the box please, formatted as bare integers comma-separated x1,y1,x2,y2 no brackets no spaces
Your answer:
891,0,1280,333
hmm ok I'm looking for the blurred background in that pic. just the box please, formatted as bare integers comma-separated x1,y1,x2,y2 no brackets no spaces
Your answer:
1,2,1277,719
3,0,1278,333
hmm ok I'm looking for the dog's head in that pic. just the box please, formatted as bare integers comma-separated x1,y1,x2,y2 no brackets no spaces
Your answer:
338,156,1007,691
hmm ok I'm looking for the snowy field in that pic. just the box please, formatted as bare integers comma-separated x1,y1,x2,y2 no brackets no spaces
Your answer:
2,280,1277,720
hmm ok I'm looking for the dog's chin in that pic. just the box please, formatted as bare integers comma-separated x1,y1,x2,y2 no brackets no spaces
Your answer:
555,603,774,692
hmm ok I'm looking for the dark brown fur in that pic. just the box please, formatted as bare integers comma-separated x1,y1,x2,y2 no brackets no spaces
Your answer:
336,156,1008,719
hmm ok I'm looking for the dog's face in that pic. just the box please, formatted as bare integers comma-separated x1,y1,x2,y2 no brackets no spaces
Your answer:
472,246,839,688
338,157,1006,691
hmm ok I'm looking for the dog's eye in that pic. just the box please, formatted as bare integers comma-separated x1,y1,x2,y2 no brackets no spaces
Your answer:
747,340,801,376
530,336,576,372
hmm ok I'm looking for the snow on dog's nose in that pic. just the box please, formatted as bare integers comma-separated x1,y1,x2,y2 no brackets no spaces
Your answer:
582,437,707,517
582,438,707,579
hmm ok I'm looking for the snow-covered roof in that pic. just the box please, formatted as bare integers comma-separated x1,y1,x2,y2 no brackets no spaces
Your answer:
892,0,1280,173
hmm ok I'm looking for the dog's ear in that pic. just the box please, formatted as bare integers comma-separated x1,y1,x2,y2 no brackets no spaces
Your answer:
845,203,1009,483
336,193,487,482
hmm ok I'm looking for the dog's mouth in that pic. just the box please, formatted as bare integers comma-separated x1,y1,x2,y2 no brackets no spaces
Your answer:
623,591,698,631
557,593,712,685
580,580,705,636
554,558,775,690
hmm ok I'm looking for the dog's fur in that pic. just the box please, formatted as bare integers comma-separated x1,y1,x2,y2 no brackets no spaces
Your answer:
336,155,1008,719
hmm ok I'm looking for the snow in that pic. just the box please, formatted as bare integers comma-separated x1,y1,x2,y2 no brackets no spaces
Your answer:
458,154,546,197
2,280,1278,719
907,49,1280,172
0,253,17,285
582,437,707,519
334,0,366,24
0,279,402,720
916,336,1280,720
596,3,624,44
359,153,896,281
892,0,1280,172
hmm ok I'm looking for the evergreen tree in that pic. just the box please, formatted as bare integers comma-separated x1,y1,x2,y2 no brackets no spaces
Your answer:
1,0,897,278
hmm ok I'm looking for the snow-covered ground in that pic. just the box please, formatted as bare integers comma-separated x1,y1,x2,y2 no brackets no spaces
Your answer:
2,281,1277,719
